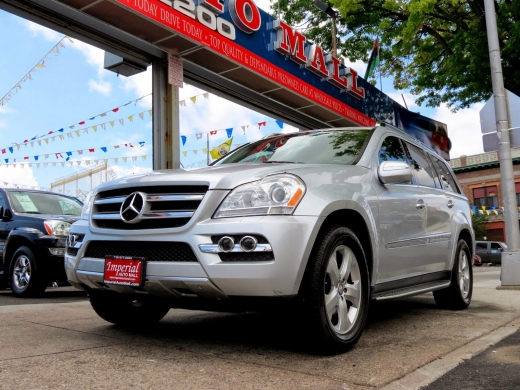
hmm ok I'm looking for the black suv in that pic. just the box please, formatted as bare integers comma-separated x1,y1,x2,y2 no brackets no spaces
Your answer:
0,188,82,297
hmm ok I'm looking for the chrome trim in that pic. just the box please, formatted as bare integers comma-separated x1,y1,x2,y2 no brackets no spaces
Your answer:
386,233,451,249
146,194,205,201
93,211,195,220
378,272,427,284
198,243,273,253
373,281,451,300
428,233,451,243
94,197,126,205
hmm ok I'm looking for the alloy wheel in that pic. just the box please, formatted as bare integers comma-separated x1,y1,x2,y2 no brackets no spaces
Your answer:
459,251,470,299
13,255,31,290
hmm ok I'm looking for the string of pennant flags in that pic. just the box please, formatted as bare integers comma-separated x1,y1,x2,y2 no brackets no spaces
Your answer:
6,95,152,149
3,141,147,163
0,154,151,169
182,144,242,157
1,109,153,154
0,36,70,108
0,181,51,191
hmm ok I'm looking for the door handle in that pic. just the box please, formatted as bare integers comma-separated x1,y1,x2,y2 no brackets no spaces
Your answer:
416,199,425,210
447,199,454,208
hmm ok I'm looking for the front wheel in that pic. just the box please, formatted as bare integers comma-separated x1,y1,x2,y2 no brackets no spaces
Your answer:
433,239,472,310
90,293,170,327
302,226,370,353
10,246,47,297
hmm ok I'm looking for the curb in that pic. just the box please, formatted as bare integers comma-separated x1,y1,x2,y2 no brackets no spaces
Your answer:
381,317,520,390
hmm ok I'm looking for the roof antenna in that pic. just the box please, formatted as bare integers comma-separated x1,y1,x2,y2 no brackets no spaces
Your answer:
401,94,408,109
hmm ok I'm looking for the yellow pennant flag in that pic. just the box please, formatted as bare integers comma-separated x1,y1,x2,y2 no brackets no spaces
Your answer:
93,126,97,132
141,156,147,161
123,157,127,162
190,96,196,103
148,109,153,117
110,121,115,127
44,139,49,144
75,130,80,137
128,115,134,122
59,135,64,140
210,138,233,159
182,151,187,157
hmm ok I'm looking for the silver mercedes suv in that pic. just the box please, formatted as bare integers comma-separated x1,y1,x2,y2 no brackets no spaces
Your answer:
66,124,474,352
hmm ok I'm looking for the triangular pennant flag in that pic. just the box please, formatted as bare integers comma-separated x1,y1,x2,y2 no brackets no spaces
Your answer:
101,123,106,130
122,157,127,162
30,142,34,147
242,126,246,134
258,121,266,128
112,108,119,113
75,130,80,137
139,141,145,147
190,96,196,103
114,145,120,149
114,158,118,163
78,150,83,155
182,151,187,157
226,128,233,138
180,100,186,106
103,159,108,164
44,139,49,144
275,120,284,129
203,93,209,99
193,150,198,155
59,135,64,140
132,156,137,161
45,154,49,159
210,130,217,135
203,148,208,154
128,115,134,122
141,156,147,161
196,133,202,140
100,113,107,117
139,112,144,120
110,121,115,127
148,109,153,116
67,133,73,138
92,126,97,132
119,119,124,125
86,160,91,166
76,161,81,166
89,148,95,152
181,136,187,146
60,162,65,167
101,147,107,153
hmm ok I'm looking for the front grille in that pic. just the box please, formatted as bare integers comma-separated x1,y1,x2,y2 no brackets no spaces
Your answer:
92,185,208,230
84,241,198,262
219,252,275,262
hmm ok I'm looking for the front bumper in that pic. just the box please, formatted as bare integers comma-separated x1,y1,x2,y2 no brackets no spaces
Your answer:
66,215,323,299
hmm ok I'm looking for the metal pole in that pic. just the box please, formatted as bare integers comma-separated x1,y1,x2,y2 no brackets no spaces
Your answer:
484,0,520,285
331,14,337,58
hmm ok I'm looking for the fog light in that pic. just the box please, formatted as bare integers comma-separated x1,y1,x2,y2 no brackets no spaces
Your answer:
48,248,66,256
218,236,235,252
240,236,258,252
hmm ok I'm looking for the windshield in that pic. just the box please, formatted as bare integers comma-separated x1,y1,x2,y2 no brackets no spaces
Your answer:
214,130,373,165
8,191,83,216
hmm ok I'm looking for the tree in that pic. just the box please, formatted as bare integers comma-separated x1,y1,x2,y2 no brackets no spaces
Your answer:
270,0,520,111
472,213,489,240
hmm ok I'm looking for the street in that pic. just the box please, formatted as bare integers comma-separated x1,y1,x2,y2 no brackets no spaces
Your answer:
0,266,518,389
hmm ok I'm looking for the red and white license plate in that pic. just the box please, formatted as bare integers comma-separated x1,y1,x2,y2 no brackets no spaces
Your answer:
104,256,145,287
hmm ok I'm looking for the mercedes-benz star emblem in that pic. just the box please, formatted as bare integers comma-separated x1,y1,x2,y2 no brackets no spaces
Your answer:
120,192,146,224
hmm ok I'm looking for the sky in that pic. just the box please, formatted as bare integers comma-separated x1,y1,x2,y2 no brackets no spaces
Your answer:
0,2,486,198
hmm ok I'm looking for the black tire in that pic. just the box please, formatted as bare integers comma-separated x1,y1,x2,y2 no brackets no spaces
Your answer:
90,293,170,327
301,226,370,353
10,246,47,297
433,239,473,310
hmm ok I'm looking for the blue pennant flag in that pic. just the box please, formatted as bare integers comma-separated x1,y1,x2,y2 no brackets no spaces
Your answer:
89,117,95,120
30,136,37,141
275,120,284,129
34,156,39,161
58,128,64,133
66,151,72,161
139,141,145,147
8,147,13,153
181,136,187,146
226,128,233,138
101,147,107,153
4,159,8,163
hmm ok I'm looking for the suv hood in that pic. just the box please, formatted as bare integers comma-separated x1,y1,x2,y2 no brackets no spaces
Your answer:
17,213,80,224
94,163,349,191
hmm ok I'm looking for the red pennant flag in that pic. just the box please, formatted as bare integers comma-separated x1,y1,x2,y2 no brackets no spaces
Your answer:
79,121,85,125
1,149,5,154
48,131,53,134
55,152,63,159
89,148,95,152
112,108,119,113
24,156,29,160
258,121,266,128
23,139,28,143
129,143,134,148
210,130,217,135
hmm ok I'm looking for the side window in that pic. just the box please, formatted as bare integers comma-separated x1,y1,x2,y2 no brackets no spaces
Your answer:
378,136,408,164
476,243,487,250
0,195,6,210
430,155,460,193
490,243,501,250
403,142,437,188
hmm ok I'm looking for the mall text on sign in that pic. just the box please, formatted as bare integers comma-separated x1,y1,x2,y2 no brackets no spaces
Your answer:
168,55,183,87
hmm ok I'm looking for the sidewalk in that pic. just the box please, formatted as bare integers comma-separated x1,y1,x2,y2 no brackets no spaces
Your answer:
0,269,519,389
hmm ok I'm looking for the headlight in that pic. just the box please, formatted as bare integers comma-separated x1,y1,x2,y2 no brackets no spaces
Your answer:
44,220,72,236
214,174,306,218
81,191,95,220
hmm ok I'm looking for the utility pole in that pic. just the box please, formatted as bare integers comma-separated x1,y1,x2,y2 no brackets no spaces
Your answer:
484,0,520,286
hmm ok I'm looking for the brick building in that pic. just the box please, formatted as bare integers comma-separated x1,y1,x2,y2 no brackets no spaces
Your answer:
449,149,520,241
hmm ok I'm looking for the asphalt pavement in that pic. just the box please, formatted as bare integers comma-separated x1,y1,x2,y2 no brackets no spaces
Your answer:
0,266,519,390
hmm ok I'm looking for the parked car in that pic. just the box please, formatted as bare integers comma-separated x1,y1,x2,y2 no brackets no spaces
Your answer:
66,124,474,352
474,254,483,267
475,241,506,265
0,189,82,297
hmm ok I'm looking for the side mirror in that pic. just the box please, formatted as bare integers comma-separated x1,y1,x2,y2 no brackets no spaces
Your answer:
378,161,412,185
2,208,12,221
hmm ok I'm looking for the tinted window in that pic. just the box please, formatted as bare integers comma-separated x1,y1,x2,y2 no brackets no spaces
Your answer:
214,130,372,165
0,195,6,210
7,191,82,216
491,243,502,250
404,143,437,188
430,155,460,193
476,243,487,250
378,136,407,164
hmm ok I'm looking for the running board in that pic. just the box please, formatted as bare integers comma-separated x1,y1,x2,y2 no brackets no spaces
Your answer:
372,280,451,301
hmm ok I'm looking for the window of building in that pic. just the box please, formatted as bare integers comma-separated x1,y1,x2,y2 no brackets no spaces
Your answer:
473,186,498,207
516,183,520,205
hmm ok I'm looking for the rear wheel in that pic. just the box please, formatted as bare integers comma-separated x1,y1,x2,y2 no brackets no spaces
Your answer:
433,239,472,310
10,246,47,297
302,226,370,353
90,293,170,327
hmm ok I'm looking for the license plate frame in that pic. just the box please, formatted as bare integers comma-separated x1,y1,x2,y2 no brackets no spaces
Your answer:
103,256,145,287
